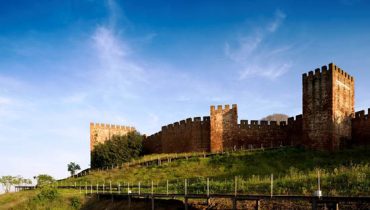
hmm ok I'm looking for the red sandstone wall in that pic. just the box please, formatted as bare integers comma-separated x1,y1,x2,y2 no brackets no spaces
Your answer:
287,115,303,146
90,122,135,151
234,115,303,150
143,132,162,154
303,63,354,150
210,104,238,152
332,65,355,148
352,109,370,146
235,120,287,149
143,106,303,154
143,116,210,154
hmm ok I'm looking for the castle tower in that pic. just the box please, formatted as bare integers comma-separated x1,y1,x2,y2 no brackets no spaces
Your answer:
210,104,238,152
302,63,354,150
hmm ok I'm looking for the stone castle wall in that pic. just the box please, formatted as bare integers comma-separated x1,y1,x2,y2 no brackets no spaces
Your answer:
302,63,355,150
143,117,210,153
210,105,238,152
352,109,370,146
143,106,304,154
90,123,135,151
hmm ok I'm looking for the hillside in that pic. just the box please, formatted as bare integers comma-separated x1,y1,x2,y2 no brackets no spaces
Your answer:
64,147,370,196
2,147,370,209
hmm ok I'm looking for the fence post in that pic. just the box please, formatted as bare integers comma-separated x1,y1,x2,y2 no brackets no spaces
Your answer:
110,181,112,194
85,182,87,195
234,176,237,197
127,182,130,194
270,174,273,197
166,180,169,195
151,180,154,195
138,182,141,195
318,170,321,192
185,179,187,196
207,178,210,197
90,183,92,194
118,182,121,194
97,183,99,194
103,183,105,194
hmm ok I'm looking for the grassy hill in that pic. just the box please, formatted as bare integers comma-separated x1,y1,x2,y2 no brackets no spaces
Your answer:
2,147,370,209
63,147,370,196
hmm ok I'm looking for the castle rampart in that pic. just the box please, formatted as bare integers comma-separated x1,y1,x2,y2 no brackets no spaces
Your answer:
352,109,370,146
90,122,135,151
143,108,304,154
143,116,210,154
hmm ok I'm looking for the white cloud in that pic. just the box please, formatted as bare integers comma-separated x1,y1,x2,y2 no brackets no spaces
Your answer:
0,96,12,106
267,9,286,32
225,10,292,80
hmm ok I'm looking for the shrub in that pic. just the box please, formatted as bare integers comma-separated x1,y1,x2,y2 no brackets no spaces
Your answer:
70,196,82,209
37,187,59,201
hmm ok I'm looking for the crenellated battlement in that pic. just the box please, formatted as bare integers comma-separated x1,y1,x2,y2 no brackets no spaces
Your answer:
237,115,302,130
210,104,237,113
161,116,211,131
238,119,284,128
302,63,354,82
354,109,370,120
90,122,136,153
90,122,135,131
288,115,303,125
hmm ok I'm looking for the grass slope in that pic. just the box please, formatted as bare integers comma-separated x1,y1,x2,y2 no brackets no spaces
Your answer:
64,147,370,196
0,189,84,210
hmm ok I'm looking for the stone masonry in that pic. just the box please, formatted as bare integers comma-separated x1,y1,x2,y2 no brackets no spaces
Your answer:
302,63,355,150
90,122,135,151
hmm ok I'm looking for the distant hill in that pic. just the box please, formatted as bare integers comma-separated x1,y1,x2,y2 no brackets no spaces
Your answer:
261,113,289,124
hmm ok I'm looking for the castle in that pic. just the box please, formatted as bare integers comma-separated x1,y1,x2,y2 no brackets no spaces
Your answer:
90,63,370,155
142,63,369,153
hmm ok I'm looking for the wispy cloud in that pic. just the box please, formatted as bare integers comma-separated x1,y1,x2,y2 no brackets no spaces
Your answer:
88,2,148,100
225,10,292,80
267,10,286,32
0,96,12,106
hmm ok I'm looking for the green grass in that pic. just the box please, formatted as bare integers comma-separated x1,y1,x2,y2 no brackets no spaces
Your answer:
60,147,370,196
0,188,85,210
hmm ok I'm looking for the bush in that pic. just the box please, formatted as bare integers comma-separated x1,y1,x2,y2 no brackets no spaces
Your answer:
70,196,82,209
37,187,59,201
91,131,143,168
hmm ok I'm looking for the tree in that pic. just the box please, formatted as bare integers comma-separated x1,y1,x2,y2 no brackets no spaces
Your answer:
0,175,31,193
261,113,289,124
67,162,81,177
34,174,54,187
91,131,143,168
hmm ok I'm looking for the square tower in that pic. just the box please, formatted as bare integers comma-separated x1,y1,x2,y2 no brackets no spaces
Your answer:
302,63,355,150
210,104,238,152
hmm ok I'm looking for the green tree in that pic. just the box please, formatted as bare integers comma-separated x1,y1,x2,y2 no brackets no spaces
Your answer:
0,175,31,193
34,174,54,187
91,131,143,168
67,162,81,177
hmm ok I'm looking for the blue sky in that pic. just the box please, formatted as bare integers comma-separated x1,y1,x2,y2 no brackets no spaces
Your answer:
0,0,370,183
